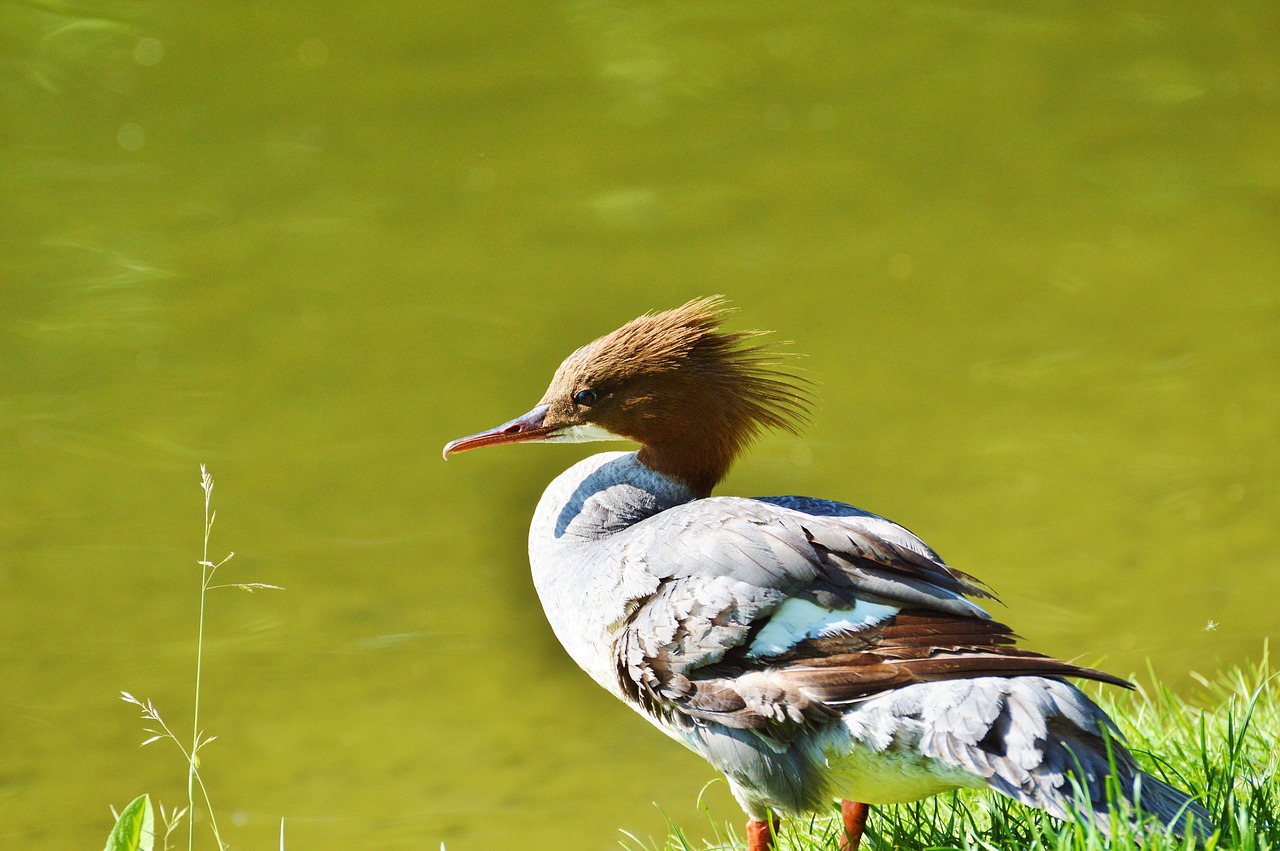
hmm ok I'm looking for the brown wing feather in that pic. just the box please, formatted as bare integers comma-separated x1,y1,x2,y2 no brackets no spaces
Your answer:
666,609,1130,738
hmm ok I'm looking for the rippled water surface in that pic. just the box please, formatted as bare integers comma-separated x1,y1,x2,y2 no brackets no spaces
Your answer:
2,3,1277,849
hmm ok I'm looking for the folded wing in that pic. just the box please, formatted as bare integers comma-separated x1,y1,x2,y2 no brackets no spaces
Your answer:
609,496,1128,743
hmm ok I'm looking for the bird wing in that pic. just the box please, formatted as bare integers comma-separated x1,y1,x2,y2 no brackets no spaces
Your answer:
608,496,1128,742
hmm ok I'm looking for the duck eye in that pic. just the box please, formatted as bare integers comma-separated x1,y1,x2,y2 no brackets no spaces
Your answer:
573,388,598,407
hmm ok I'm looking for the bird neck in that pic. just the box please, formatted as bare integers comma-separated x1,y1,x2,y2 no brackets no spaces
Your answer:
636,432,740,498
533,451,697,545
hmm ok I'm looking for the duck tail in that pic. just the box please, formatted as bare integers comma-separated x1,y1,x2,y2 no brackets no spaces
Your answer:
1018,694,1215,842
914,677,1214,841
1112,762,1215,841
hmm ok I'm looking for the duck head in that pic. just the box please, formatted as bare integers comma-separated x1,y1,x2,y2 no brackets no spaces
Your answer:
443,297,810,496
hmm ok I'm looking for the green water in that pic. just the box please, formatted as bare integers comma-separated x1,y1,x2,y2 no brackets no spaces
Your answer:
2,2,1276,848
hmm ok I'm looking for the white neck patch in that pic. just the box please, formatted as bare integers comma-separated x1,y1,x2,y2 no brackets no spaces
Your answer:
544,424,628,444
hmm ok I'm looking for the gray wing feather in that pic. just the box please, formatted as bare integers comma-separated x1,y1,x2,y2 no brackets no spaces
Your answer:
895,677,1211,837
609,496,997,732
620,496,986,608
604,496,1210,837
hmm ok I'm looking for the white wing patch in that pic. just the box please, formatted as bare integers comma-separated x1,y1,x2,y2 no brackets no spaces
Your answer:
746,598,899,659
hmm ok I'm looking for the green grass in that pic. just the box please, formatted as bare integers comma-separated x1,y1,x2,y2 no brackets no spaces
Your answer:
631,651,1278,850
109,466,281,851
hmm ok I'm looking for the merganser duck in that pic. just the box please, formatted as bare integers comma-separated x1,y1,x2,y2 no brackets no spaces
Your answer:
443,297,1210,850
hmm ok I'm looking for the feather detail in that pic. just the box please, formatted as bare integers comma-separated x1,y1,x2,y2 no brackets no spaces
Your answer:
635,608,1129,741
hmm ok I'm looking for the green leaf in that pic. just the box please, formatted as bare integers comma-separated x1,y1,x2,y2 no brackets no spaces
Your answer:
104,794,154,851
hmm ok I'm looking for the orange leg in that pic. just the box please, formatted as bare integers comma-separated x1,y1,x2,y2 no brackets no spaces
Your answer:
839,800,870,851
746,813,781,851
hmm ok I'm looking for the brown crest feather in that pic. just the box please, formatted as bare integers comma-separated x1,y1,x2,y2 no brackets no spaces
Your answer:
544,296,811,494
